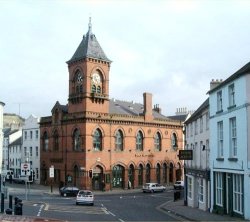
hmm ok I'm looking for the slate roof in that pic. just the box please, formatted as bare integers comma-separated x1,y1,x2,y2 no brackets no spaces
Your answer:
208,61,250,94
167,114,188,122
185,98,209,124
109,99,169,120
8,136,22,146
67,20,111,64
52,101,68,113
3,128,19,137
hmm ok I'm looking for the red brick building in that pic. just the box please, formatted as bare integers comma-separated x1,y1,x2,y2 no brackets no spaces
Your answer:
40,20,184,191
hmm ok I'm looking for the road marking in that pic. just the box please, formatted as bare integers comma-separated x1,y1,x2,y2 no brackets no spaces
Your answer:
118,219,125,222
44,204,108,215
37,204,44,217
108,211,116,216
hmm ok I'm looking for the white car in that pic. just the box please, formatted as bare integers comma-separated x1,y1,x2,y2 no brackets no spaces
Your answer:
76,190,94,205
174,181,184,189
142,183,166,193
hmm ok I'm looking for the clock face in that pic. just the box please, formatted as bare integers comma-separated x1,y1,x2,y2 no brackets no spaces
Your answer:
92,73,101,84
77,74,83,83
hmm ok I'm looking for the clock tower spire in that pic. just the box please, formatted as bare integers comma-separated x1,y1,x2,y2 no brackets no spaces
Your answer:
67,19,111,114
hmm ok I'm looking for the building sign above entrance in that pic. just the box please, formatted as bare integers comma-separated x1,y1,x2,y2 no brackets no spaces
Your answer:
178,150,193,160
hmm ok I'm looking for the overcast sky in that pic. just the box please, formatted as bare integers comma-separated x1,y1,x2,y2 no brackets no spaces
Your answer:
1,0,250,119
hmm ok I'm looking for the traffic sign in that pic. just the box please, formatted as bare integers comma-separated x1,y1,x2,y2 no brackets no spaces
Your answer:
21,163,31,176
49,166,54,178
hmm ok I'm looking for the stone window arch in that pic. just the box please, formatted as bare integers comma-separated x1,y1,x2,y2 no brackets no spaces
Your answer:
93,129,102,151
53,130,59,151
73,128,81,151
42,131,49,151
115,130,123,151
154,132,161,151
136,131,143,151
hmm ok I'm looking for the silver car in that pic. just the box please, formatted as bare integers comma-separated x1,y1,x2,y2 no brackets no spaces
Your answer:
76,190,94,205
142,183,166,193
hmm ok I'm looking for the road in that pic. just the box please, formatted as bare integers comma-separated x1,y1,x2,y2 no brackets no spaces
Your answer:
4,184,183,221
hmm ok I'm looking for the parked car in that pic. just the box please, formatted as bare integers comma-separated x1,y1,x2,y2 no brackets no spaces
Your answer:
174,181,184,189
60,186,79,197
142,183,166,193
76,190,94,205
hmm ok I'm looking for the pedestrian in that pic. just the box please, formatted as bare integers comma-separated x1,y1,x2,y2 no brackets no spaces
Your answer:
128,180,131,189
101,180,105,191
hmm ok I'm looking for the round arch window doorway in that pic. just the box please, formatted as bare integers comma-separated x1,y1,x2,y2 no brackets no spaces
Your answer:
112,165,124,188
92,166,103,191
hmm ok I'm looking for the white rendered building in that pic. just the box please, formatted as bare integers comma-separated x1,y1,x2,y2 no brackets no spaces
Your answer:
8,136,22,177
209,62,250,219
0,101,5,174
3,129,22,171
184,98,210,211
22,115,40,184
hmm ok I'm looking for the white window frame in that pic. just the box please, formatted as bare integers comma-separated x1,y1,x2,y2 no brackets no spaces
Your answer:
206,112,209,130
199,179,204,203
217,121,223,158
195,120,198,135
215,172,223,206
200,117,203,133
217,91,223,112
188,177,192,199
233,174,243,214
230,117,237,157
228,84,235,107
35,130,39,139
191,123,193,137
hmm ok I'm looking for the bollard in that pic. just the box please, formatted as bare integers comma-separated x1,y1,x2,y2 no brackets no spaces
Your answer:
1,193,4,213
5,208,12,215
14,203,23,215
9,195,12,210
14,197,19,205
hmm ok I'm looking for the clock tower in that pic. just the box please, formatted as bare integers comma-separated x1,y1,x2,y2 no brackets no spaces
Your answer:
67,18,111,114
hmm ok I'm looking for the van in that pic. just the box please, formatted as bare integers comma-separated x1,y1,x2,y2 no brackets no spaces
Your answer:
174,180,184,189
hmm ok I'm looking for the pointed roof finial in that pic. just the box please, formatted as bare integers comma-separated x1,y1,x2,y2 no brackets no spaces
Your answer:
88,17,92,33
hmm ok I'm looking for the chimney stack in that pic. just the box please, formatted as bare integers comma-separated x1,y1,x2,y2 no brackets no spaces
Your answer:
210,79,223,90
143,92,153,121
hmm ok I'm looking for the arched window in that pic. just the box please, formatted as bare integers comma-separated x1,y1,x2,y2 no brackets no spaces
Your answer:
171,133,178,150
163,163,167,183
138,164,143,186
53,130,59,151
73,129,81,151
97,86,101,93
136,131,143,151
146,164,151,183
154,132,161,151
74,70,83,94
115,130,123,151
43,132,49,151
91,85,96,93
93,129,102,151
91,71,103,94
156,163,161,184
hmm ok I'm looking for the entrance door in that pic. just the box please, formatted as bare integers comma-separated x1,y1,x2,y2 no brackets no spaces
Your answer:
92,166,103,191
128,165,135,188
112,165,124,188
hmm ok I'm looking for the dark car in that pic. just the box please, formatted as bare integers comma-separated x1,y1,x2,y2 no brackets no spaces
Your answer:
60,186,79,197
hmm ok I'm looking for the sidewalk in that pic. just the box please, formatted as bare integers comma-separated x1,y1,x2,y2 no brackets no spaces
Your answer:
162,199,245,221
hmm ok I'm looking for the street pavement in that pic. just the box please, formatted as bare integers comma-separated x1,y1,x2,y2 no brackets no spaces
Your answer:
4,183,247,221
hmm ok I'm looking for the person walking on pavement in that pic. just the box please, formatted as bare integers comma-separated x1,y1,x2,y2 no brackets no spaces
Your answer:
128,180,131,189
